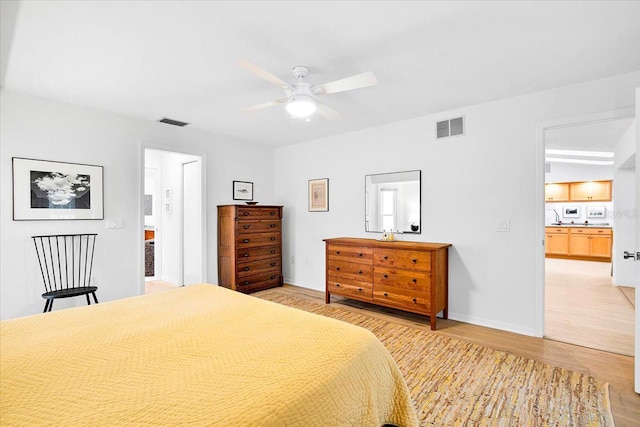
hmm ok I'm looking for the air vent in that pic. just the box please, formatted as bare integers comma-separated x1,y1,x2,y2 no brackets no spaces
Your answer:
436,116,465,139
158,117,190,127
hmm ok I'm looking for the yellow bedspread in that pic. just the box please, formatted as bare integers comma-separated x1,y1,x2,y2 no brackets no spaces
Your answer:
1,284,417,426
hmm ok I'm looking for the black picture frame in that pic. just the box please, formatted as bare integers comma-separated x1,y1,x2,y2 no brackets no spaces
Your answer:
233,181,254,201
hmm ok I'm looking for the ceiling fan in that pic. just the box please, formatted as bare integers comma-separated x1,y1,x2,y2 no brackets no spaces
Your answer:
239,60,377,120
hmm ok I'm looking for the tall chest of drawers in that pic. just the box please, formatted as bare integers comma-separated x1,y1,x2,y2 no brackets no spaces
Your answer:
324,237,451,330
218,205,283,293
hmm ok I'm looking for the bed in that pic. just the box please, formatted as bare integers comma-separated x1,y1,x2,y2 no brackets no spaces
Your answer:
1,284,418,426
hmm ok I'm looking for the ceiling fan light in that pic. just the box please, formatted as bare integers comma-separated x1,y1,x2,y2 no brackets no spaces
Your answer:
286,95,316,118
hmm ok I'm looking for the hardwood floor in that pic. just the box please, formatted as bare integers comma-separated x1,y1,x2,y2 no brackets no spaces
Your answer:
255,284,640,427
545,258,635,356
144,280,177,294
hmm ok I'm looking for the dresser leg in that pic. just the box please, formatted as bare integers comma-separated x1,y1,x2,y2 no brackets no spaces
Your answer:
430,316,436,331
443,308,448,320
325,292,330,304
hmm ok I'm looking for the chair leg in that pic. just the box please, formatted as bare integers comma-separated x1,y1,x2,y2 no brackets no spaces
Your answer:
43,300,49,313
91,292,99,304
86,294,91,305
43,299,53,313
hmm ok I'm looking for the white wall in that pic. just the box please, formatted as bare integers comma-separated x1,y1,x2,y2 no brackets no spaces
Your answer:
613,121,637,286
545,161,613,183
274,71,640,335
0,90,275,319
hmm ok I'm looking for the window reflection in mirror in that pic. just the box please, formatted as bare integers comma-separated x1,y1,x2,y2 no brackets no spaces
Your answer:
365,170,421,234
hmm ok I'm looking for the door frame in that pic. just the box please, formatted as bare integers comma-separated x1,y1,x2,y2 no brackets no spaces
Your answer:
534,107,635,337
139,143,207,295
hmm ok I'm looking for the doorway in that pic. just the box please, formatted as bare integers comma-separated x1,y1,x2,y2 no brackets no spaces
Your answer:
143,148,205,294
542,113,636,355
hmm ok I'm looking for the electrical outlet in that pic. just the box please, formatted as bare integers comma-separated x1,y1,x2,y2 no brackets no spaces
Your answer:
497,219,511,232
290,255,295,264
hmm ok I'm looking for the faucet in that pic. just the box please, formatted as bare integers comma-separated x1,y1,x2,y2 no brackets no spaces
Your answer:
553,209,560,224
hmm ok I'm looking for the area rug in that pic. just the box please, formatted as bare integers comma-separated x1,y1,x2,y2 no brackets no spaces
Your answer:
257,292,614,427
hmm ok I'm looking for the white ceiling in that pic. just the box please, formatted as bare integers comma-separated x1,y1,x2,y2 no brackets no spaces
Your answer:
2,1,640,147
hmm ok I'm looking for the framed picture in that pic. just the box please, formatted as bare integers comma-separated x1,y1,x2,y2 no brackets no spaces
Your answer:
563,206,580,218
233,181,253,201
309,178,329,212
587,206,606,218
12,157,104,220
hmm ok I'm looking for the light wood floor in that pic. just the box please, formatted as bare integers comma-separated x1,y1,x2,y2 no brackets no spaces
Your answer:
545,258,635,356
145,280,178,294
253,285,639,427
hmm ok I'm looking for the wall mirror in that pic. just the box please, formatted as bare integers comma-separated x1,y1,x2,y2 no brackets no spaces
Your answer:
365,170,421,234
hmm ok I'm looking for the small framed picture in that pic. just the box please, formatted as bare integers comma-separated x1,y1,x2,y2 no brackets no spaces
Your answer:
233,181,253,201
12,157,104,220
308,178,329,212
563,206,580,218
586,206,606,218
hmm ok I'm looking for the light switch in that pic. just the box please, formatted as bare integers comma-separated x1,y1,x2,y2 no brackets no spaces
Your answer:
106,218,124,229
497,219,510,232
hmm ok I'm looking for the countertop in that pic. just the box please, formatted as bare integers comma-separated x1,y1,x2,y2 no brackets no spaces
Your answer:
546,223,612,229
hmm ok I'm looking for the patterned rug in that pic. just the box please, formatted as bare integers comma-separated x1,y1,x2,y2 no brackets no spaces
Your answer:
257,292,614,426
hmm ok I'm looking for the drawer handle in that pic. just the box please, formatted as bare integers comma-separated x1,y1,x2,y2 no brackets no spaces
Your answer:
270,275,276,280
412,298,417,303
358,270,363,275
270,237,276,241
270,212,276,215
383,256,388,260
412,278,417,283
383,274,388,279
359,253,363,257
412,259,418,264
243,267,250,271
336,251,341,255
243,212,250,216
242,253,249,257
336,283,340,287
243,239,250,243
244,281,250,285
336,267,341,271
270,224,276,228
598,230,603,233
270,250,276,254
243,225,250,229
383,292,388,297
358,288,363,292
270,262,276,267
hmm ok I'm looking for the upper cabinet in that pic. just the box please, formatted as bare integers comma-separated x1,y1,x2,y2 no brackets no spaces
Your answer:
569,180,612,202
545,180,612,202
544,183,570,202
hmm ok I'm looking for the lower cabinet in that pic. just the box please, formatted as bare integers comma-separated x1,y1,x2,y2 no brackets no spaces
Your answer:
545,227,612,261
324,237,451,330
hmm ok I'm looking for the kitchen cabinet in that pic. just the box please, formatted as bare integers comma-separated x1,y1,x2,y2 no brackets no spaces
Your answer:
569,181,612,202
544,183,570,202
546,227,612,261
545,227,569,255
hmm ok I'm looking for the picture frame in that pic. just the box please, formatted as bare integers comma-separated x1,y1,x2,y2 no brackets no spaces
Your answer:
233,180,253,201
586,206,606,218
562,206,580,218
12,157,104,221
308,178,329,212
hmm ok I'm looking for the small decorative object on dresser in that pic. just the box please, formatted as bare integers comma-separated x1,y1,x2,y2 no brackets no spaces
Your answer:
324,237,452,330
218,205,283,293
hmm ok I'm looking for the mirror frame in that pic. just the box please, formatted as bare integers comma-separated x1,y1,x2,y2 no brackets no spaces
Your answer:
365,169,421,234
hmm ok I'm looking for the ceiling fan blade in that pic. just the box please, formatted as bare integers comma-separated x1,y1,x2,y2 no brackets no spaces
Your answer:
312,72,377,96
315,101,344,121
243,98,287,112
239,60,291,89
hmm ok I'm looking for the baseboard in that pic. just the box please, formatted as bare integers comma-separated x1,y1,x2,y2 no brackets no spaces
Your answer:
448,311,538,337
282,278,324,292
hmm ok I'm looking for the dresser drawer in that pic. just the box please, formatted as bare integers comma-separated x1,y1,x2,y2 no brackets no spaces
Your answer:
236,258,281,277
327,260,372,281
237,245,280,262
374,267,431,291
374,248,431,271
327,244,373,265
237,220,281,234
236,233,280,248
236,206,281,219
236,272,281,293
328,280,372,299
373,286,430,312
571,227,612,235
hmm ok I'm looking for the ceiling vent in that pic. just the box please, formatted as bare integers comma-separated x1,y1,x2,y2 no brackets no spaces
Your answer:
158,117,190,127
436,116,465,139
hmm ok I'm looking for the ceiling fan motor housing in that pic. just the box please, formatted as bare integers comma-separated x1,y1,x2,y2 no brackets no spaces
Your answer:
291,65,310,79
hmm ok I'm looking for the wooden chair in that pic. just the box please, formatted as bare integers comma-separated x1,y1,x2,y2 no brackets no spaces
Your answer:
32,234,99,313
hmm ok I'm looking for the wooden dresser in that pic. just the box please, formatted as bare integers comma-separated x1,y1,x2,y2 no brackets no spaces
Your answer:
218,205,283,293
324,237,451,330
